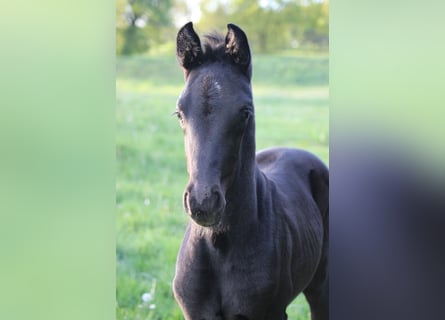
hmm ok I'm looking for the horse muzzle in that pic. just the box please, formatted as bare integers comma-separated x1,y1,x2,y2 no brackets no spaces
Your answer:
183,183,226,227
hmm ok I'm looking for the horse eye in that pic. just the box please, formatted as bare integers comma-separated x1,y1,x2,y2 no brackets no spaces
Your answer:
172,110,183,120
241,107,252,120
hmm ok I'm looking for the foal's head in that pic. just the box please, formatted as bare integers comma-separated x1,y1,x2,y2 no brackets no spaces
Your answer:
175,22,254,228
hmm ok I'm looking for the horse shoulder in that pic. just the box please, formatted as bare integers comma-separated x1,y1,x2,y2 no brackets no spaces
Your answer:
256,147,329,291
256,147,328,204
257,147,327,175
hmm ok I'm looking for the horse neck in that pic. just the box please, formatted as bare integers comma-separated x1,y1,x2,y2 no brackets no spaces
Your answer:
224,118,259,226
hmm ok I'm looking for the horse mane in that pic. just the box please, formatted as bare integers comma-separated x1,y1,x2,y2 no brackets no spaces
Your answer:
202,32,227,62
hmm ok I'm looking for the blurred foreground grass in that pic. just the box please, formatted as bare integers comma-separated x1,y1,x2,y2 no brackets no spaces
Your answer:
116,53,328,319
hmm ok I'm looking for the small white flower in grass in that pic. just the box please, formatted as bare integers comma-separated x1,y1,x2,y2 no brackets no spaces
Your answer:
141,292,152,302
144,198,150,206
140,279,157,308
135,17,147,28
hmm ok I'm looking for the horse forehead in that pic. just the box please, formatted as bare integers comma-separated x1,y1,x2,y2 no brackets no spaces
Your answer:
179,73,223,103
180,68,249,109
200,73,223,96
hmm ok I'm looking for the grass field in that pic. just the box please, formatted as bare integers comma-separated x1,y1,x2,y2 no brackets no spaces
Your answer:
116,53,328,320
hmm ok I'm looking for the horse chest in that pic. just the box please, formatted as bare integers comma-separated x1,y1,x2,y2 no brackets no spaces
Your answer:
215,251,279,318
218,249,275,289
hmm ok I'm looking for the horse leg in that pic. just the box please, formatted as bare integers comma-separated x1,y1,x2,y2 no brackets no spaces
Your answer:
304,167,329,319
303,238,328,320
262,312,287,320
304,280,328,320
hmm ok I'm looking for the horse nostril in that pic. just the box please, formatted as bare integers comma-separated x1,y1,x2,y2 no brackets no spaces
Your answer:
212,190,220,205
183,191,190,211
211,188,225,210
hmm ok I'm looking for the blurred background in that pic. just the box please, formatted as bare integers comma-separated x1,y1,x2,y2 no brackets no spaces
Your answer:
116,0,328,319
116,0,328,55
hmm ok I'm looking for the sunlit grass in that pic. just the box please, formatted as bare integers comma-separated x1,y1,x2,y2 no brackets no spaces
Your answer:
117,54,328,319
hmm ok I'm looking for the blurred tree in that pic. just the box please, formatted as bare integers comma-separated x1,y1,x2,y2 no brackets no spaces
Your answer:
300,0,329,47
196,0,328,53
116,0,174,55
230,0,283,53
198,0,232,32
115,0,329,55
197,0,281,53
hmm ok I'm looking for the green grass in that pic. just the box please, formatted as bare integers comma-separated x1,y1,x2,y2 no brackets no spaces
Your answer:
116,53,328,320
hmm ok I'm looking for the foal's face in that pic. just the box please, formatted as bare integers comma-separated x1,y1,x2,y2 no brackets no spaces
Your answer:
176,64,253,227
175,22,252,227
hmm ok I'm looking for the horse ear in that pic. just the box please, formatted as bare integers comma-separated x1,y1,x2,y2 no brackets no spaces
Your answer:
176,22,203,72
225,24,252,77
